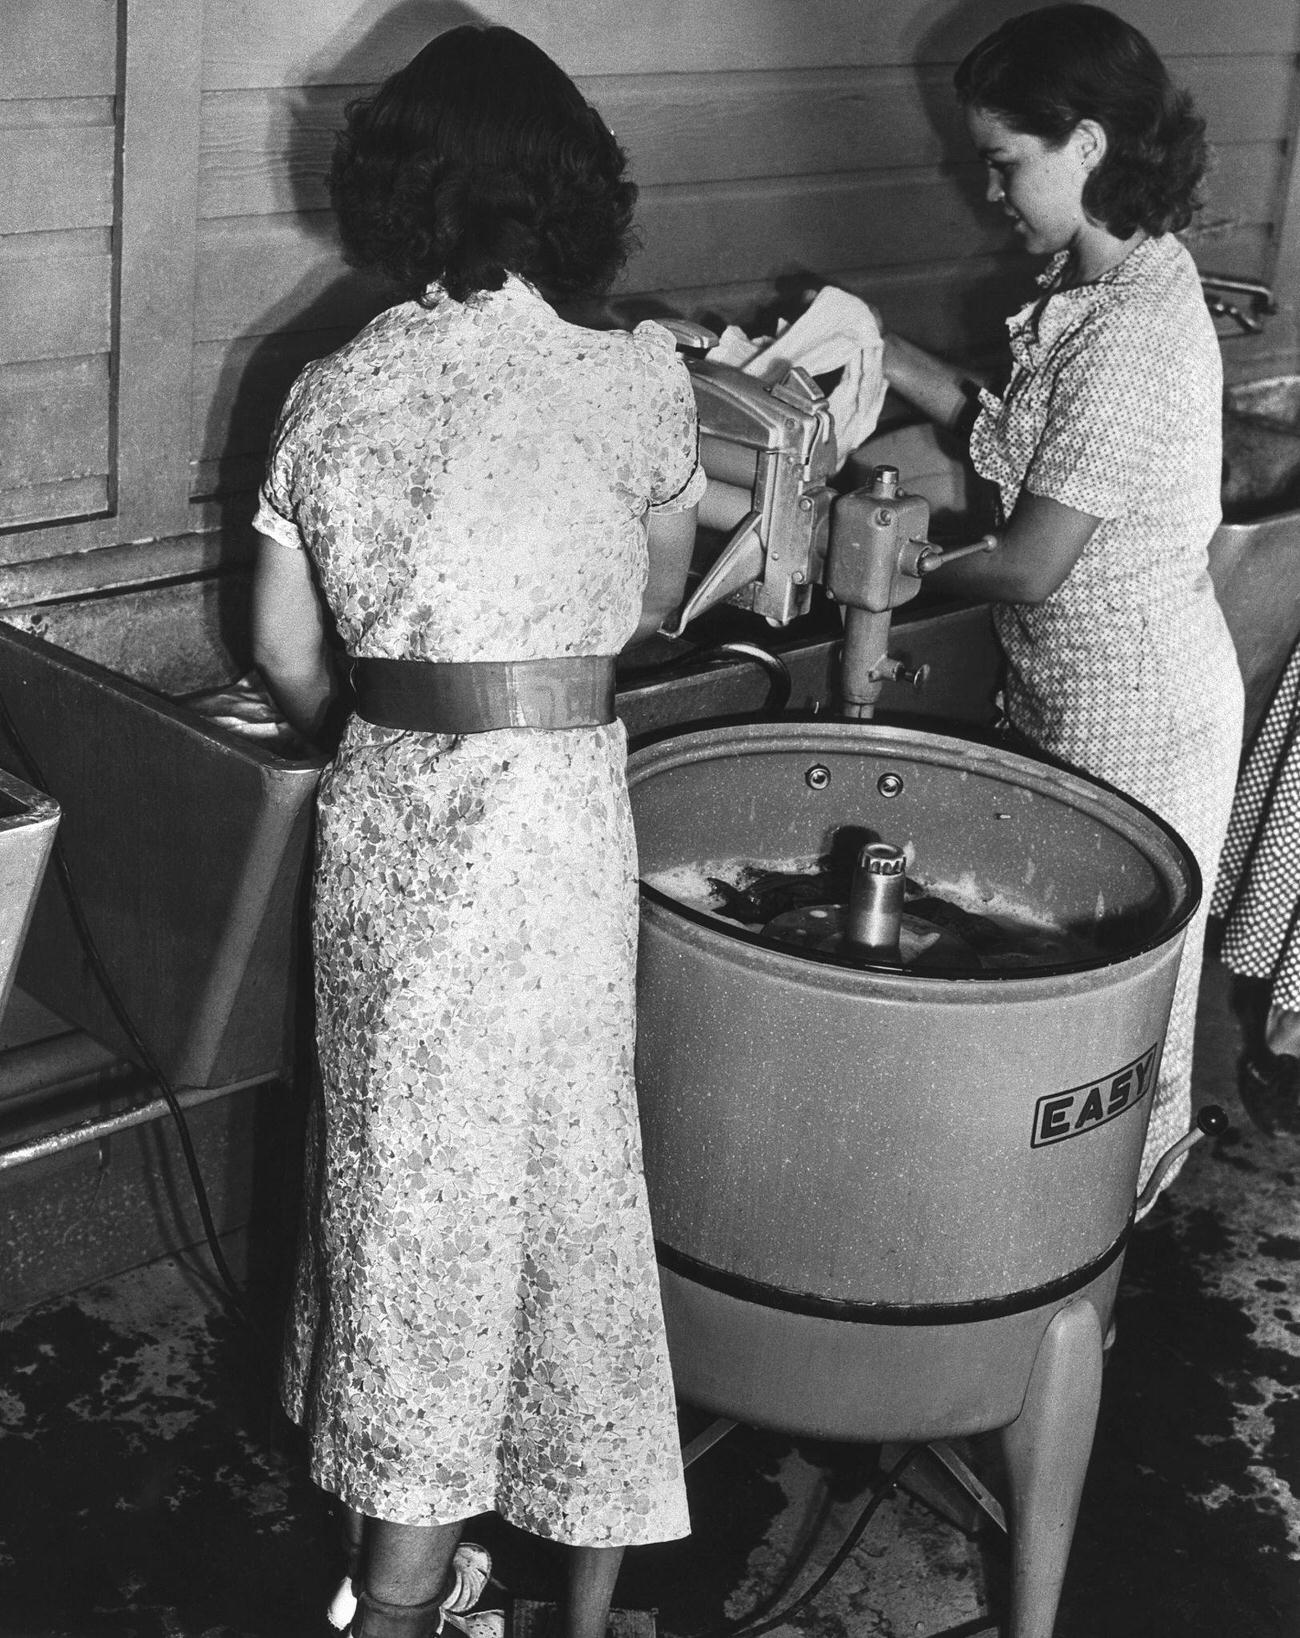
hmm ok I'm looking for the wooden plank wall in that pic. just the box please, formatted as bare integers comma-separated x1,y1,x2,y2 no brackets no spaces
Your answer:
0,0,118,535
191,0,1300,532
3,0,1300,573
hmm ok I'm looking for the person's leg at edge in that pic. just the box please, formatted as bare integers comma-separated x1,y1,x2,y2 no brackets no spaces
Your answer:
563,1545,625,1638
365,1519,467,1607
343,1505,366,1576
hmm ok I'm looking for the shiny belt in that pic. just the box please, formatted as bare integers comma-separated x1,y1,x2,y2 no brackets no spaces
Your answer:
350,656,618,734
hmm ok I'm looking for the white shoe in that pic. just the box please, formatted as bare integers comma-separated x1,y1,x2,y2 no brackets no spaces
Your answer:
442,1611,506,1638
441,1543,493,1615
327,1576,358,1632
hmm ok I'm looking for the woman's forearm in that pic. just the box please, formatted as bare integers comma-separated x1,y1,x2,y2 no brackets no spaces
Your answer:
259,658,336,742
927,491,1101,604
882,334,988,431
251,531,337,742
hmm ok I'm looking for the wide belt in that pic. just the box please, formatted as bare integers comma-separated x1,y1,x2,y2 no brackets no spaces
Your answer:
350,655,618,734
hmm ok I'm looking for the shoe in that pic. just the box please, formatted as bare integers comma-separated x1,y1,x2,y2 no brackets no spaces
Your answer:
329,1544,494,1635
328,1577,360,1631
1239,1049,1300,1135
328,1515,366,1632
440,1543,492,1615
442,1611,506,1638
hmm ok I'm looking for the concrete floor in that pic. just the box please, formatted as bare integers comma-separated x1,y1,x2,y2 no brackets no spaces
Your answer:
1,953,1298,1638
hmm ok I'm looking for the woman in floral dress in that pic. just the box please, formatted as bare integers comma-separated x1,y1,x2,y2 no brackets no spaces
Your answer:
251,26,701,1638
878,5,1243,1204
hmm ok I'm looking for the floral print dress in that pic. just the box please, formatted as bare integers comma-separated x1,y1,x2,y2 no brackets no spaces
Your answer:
970,235,1243,1201
254,277,703,1545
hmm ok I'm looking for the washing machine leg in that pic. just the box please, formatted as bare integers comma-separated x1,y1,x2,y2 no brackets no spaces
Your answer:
997,1297,1103,1638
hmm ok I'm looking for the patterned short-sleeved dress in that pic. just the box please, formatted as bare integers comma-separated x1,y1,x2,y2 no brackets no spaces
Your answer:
971,234,1244,1199
1212,638,1300,1054
254,276,704,1545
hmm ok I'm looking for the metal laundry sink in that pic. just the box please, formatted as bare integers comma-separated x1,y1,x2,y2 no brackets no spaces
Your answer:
1222,375,1300,520
0,572,325,1090
0,770,59,1025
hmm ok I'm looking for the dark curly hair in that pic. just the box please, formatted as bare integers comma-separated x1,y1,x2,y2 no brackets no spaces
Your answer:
954,4,1208,238
329,24,638,304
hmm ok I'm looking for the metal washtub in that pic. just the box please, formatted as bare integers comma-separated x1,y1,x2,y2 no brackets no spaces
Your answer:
628,717,1200,1638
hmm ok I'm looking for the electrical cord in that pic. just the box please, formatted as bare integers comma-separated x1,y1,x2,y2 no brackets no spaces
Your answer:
706,1444,924,1638
689,1437,1005,1638
0,685,261,1338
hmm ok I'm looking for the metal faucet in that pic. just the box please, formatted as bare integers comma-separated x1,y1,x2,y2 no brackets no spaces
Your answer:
1200,273,1277,336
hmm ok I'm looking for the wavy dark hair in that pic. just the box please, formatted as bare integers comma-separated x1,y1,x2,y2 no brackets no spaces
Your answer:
330,24,637,304
954,4,1208,238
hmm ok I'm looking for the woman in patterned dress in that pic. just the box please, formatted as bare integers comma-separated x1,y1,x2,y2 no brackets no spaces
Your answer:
251,26,701,1638
1212,638,1300,1130
878,5,1243,1203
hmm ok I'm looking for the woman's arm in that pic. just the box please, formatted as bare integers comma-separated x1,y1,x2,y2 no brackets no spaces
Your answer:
883,334,991,432
928,490,1100,604
632,505,698,645
251,532,336,740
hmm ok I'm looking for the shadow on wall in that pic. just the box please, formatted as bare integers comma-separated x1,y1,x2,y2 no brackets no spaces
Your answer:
608,0,1036,366
200,0,487,543
908,0,1041,354
202,0,1059,558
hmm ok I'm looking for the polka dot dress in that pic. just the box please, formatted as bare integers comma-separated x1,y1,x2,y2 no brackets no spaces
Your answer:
971,235,1244,1201
254,278,703,1546
1212,638,1300,1026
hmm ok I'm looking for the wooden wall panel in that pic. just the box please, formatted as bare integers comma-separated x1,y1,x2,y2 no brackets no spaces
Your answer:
183,3,1300,520
201,0,1300,88
0,243,111,364
190,328,353,468
0,478,108,536
1195,144,1289,234
190,142,1284,345
1,21,118,553
197,53,1295,224
113,0,207,545
200,87,350,220
197,69,964,218
0,97,116,131
195,215,386,340
5,0,118,98
190,176,992,346
1190,56,1296,145
0,126,115,235
3,0,1298,573
0,359,111,483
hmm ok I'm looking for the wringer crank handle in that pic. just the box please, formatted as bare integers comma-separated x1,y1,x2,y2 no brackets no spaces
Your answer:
912,533,1002,573
1134,1104,1228,1214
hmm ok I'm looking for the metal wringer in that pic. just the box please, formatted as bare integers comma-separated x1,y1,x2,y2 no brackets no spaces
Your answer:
662,328,996,715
